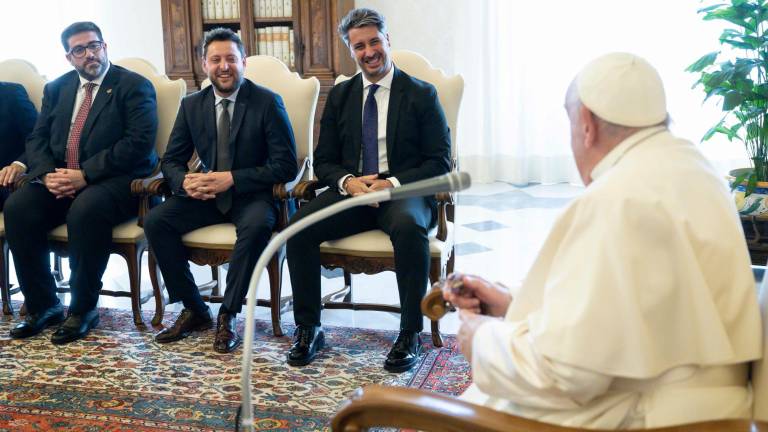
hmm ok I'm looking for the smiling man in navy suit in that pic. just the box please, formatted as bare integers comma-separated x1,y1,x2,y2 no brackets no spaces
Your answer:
144,28,297,353
286,8,451,373
5,21,158,344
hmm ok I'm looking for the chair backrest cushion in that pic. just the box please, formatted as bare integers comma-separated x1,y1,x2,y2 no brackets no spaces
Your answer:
202,56,320,179
334,50,464,160
114,58,186,159
0,59,47,112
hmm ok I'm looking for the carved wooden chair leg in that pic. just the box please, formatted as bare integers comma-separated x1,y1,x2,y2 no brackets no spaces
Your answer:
430,319,443,347
446,250,455,275
122,245,145,328
343,270,353,302
428,265,444,347
19,302,26,316
148,250,165,326
267,252,284,337
53,253,66,284
211,266,221,297
0,239,11,315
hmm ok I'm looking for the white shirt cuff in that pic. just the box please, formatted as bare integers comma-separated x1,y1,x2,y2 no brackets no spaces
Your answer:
12,161,26,171
338,174,353,195
387,176,400,188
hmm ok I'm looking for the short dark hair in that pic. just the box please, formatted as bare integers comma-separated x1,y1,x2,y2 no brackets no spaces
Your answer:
61,21,103,52
338,8,388,47
201,27,245,58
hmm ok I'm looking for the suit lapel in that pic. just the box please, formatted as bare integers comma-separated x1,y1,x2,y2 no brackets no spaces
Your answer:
348,75,363,174
57,75,79,149
228,81,249,162
386,67,404,161
81,64,116,141
202,88,217,171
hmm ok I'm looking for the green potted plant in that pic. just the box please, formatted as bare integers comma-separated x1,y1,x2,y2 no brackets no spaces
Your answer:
687,0,768,216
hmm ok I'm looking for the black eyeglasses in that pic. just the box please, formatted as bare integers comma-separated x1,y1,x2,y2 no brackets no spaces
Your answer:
68,41,104,58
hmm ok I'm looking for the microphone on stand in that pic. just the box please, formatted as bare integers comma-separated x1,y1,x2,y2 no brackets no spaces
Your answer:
236,171,471,431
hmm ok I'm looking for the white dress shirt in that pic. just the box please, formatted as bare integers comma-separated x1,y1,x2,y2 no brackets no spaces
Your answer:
338,66,401,194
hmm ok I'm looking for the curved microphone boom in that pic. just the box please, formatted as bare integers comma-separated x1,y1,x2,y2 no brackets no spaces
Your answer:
236,171,471,431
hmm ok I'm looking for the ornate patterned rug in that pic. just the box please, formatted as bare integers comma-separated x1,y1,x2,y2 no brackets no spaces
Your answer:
0,304,471,431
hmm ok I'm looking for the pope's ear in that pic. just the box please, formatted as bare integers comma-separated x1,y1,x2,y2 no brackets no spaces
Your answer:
580,105,598,149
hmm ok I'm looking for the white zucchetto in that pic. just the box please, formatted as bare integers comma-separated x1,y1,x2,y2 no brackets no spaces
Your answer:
577,52,667,127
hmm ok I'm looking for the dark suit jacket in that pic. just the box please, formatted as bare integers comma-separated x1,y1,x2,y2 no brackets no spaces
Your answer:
313,67,451,193
0,82,37,167
25,64,158,182
161,79,298,202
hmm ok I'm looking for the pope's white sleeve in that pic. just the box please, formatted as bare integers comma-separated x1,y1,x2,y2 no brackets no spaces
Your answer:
471,319,612,410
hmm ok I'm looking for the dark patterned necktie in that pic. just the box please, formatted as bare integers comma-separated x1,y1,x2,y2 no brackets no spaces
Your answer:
216,99,232,213
362,84,379,175
66,82,97,169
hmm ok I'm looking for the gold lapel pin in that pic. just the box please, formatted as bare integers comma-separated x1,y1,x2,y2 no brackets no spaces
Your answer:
106,88,112,94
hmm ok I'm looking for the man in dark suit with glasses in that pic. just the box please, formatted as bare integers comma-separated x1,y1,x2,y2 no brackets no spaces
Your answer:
5,21,158,344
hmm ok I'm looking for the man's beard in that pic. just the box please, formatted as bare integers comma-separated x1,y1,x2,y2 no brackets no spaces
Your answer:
77,57,107,81
211,75,243,95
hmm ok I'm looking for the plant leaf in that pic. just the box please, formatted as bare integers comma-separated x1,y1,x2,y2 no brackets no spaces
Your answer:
731,170,751,191
686,51,719,72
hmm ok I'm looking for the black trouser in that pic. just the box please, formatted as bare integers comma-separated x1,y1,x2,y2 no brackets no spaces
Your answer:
5,178,137,315
287,190,435,332
143,195,277,314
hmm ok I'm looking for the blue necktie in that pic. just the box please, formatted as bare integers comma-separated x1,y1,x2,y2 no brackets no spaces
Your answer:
362,84,379,176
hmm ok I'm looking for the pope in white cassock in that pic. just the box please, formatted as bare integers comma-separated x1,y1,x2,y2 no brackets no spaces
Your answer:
444,52,762,429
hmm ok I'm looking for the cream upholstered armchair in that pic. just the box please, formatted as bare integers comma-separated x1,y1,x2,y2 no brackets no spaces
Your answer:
292,50,464,347
146,55,319,335
332,269,768,431
0,59,47,315
43,58,185,327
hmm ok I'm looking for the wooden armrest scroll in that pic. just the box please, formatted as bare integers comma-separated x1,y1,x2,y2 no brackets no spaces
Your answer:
332,385,766,432
292,179,323,201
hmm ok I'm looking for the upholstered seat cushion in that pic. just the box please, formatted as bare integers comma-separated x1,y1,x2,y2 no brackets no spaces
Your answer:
182,223,236,250
181,223,281,250
48,218,145,243
320,222,454,258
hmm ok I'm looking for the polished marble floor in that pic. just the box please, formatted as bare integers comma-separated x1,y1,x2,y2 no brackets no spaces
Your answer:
6,182,584,335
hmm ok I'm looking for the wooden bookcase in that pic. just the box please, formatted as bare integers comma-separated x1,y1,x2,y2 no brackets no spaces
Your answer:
160,0,356,142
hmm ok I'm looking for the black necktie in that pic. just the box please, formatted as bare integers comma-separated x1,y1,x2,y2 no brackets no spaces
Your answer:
216,99,232,213
362,84,379,175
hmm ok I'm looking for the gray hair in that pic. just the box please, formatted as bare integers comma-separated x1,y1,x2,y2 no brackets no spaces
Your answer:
338,8,388,47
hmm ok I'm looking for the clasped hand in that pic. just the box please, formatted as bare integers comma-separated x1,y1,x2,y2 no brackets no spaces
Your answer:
183,171,234,200
344,174,393,208
44,168,87,199
439,272,514,362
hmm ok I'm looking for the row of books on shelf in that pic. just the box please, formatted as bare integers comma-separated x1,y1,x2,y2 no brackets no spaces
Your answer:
254,0,292,18
201,0,240,20
200,0,292,20
255,27,295,68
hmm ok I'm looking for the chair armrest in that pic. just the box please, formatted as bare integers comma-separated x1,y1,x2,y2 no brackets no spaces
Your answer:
332,385,577,432
292,179,324,201
332,385,766,432
131,171,166,228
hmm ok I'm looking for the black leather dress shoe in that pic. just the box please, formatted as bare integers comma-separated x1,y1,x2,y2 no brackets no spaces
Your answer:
286,325,325,366
9,303,65,339
384,331,423,373
51,310,100,345
213,313,241,353
155,308,213,343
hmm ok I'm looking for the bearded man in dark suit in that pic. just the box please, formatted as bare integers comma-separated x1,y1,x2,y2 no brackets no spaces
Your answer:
144,28,297,353
6,21,158,344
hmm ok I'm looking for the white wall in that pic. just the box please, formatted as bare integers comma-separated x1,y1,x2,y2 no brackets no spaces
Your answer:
354,0,459,75
0,0,165,80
